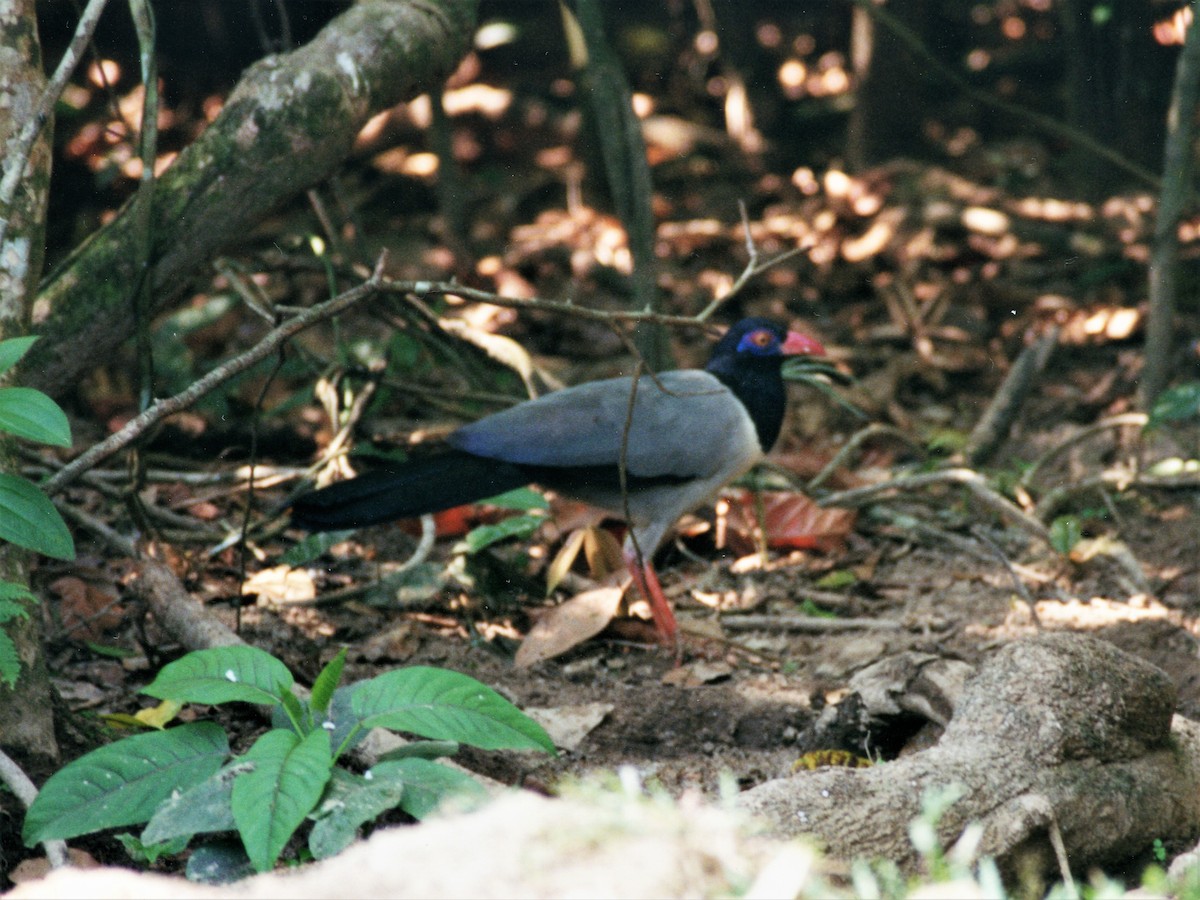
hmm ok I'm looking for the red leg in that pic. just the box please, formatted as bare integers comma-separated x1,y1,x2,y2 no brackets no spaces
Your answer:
625,554,677,646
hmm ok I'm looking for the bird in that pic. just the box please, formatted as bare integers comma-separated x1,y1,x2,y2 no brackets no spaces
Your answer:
290,318,825,645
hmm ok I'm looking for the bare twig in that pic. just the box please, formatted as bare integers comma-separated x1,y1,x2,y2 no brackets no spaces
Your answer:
0,0,113,249
963,328,1058,466
1019,412,1148,493
718,614,902,633
807,423,922,492
43,258,386,496
821,467,1052,544
1033,467,1200,521
0,748,68,868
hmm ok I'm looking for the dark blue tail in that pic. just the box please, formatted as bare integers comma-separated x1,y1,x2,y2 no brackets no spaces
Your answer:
290,450,529,531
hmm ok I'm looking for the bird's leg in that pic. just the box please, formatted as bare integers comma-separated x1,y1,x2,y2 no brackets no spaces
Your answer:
624,550,677,647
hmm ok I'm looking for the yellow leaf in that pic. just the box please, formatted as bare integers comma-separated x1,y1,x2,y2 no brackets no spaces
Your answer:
545,528,588,595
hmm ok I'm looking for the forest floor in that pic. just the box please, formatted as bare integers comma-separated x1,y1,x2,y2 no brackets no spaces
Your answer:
17,24,1200,887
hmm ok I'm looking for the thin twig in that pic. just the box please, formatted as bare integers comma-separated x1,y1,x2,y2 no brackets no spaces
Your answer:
821,467,1052,544
718,614,902,633
1019,413,1148,493
807,423,922,492
1033,467,1200,521
43,257,386,496
0,0,113,249
963,328,1059,466
0,748,68,868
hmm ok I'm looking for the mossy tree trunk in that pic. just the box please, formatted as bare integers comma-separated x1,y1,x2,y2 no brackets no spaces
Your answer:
0,0,59,762
26,0,479,399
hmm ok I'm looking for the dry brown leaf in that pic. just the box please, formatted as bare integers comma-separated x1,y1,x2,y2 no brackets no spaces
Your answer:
241,565,316,605
515,585,624,668
523,702,613,751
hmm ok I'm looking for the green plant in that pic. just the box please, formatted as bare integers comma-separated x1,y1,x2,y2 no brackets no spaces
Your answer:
23,645,555,875
0,336,75,687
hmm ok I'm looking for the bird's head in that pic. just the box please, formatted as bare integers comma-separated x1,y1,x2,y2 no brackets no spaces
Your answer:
710,318,825,364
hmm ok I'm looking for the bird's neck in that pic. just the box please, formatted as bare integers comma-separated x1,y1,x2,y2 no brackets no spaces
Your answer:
705,359,787,452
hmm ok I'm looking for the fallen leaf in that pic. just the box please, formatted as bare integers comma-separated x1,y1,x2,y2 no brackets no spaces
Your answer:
515,586,624,667
50,575,124,641
724,490,856,552
661,659,734,687
523,702,613,751
356,622,421,662
10,849,98,883
241,565,316,604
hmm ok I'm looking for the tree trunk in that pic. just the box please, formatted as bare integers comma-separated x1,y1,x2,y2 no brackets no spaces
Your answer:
27,0,479,399
0,0,59,762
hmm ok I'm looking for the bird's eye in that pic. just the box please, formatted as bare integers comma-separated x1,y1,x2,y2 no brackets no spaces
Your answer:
748,330,773,348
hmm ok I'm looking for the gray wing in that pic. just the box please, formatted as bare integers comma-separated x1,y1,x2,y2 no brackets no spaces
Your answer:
447,370,746,479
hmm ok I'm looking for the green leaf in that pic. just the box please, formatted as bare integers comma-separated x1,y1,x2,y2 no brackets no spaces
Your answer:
142,645,295,706
0,629,20,688
351,666,555,753
0,598,31,623
310,648,347,716
115,831,190,865
0,581,36,604
1146,382,1200,430
0,473,75,560
1049,516,1082,555
281,530,356,566
0,387,71,447
141,761,248,844
377,758,487,820
22,722,229,845
372,740,460,763
458,514,543,554
483,487,549,512
231,728,332,872
278,688,308,733
307,768,406,860
0,336,38,377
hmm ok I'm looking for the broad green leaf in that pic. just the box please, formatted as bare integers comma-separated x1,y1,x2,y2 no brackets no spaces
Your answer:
483,487,549,512
458,514,543,554
372,740,460,763
310,648,347,716
142,645,294,706
231,728,332,872
0,336,38,377
1147,382,1200,430
351,666,555,753
0,387,71,446
23,722,229,845
376,757,487,820
278,688,307,733
0,473,74,560
307,768,405,860
142,762,248,844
